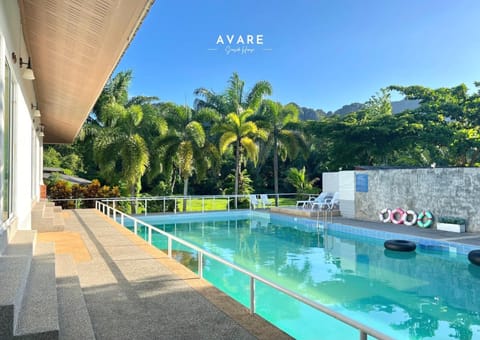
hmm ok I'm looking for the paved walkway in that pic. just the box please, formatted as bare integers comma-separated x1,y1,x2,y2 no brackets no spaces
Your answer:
41,209,291,340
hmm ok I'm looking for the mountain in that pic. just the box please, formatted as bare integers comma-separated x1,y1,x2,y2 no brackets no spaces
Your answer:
333,102,365,116
391,99,420,114
292,99,420,121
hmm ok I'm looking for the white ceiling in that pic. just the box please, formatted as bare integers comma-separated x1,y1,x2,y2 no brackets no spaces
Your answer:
18,0,154,143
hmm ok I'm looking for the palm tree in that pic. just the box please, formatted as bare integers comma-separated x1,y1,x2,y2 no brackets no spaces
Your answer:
93,102,149,198
256,101,306,205
154,104,217,210
194,72,272,116
216,109,267,208
286,167,319,193
89,71,152,202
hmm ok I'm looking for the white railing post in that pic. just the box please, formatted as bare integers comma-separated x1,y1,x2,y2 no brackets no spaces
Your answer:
250,277,255,314
174,198,177,214
145,199,148,216
163,197,166,213
134,220,138,235
167,237,172,258
120,213,124,226
148,227,152,244
198,251,203,278
359,331,367,340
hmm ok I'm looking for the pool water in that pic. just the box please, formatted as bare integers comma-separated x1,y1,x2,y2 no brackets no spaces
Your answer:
129,212,480,340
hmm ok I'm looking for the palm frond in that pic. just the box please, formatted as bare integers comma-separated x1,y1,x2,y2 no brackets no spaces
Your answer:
185,121,206,147
219,132,237,154
241,137,259,165
246,80,272,110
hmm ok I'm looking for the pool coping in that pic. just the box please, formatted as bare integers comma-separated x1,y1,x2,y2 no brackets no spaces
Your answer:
133,210,480,256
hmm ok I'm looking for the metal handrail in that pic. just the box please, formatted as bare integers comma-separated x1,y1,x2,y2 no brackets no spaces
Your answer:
50,193,303,212
95,201,392,340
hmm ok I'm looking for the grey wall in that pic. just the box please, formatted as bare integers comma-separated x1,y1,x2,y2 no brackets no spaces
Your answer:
354,168,480,232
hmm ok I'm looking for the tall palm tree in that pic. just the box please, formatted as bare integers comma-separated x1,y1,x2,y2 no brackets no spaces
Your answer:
256,101,306,205
89,71,152,201
194,72,272,116
154,104,217,210
93,102,149,198
216,109,267,208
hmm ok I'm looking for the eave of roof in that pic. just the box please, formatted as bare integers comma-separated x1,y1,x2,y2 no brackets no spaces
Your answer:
18,0,155,143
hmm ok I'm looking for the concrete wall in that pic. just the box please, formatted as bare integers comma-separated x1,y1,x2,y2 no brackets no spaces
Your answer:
355,168,480,232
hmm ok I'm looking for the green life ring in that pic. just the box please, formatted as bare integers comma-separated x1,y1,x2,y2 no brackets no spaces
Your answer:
417,211,433,228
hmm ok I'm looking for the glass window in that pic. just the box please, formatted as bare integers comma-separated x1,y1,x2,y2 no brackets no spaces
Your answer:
2,60,12,222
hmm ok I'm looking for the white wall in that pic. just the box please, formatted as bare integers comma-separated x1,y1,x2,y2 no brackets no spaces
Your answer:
322,172,339,193
322,171,356,218
338,171,355,218
1,0,42,231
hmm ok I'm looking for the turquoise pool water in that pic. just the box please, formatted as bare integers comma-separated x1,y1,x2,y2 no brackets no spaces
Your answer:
128,212,480,339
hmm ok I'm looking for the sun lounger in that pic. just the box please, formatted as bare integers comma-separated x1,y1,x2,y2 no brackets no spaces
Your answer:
311,192,339,210
249,195,260,209
260,194,272,208
296,192,332,209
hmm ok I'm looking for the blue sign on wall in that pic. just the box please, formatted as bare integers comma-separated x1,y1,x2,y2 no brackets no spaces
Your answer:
356,174,368,192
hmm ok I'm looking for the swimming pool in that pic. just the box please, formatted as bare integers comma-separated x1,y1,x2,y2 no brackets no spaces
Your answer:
128,211,480,339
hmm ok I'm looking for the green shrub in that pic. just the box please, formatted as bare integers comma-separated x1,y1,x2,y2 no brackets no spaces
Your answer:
438,216,466,225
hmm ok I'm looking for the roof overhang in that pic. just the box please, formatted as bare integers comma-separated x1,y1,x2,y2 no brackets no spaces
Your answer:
18,0,154,143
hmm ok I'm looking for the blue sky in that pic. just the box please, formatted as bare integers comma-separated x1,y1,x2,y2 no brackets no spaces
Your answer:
116,1,480,112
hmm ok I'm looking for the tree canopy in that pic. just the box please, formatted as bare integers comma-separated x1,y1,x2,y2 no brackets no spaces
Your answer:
46,73,480,200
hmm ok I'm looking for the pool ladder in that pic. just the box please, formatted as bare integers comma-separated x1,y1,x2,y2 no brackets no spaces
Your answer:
316,208,333,229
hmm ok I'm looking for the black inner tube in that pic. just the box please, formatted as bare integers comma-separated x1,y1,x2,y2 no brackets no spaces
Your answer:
384,239,416,252
468,250,480,266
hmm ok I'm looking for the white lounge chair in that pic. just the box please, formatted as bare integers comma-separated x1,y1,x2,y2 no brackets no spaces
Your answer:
260,194,272,208
312,192,339,210
296,192,332,209
249,195,260,209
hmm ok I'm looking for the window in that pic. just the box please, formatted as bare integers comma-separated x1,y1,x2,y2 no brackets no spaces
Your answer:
2,60,13,222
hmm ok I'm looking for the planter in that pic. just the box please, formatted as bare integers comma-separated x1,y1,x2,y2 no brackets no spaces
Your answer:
437,222,465,233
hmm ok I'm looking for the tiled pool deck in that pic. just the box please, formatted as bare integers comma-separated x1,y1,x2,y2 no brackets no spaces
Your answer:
270,207,480,255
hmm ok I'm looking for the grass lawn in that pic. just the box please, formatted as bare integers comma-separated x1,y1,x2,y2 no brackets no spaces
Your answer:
176,196,299,212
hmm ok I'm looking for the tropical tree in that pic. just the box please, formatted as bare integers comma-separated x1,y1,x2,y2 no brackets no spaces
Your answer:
286,167,319,193
194,72,272,116
256,100,306,205
216,109,267,207
90,71,151,198
154,104,218,210
389,83,480,166
93,102,149,197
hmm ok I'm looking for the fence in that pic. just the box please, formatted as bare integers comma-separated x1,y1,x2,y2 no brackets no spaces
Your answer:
51,193,305,214
95,200,392,340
